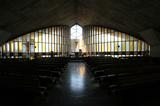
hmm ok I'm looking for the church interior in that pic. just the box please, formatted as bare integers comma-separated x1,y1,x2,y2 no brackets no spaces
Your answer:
0,0,160,106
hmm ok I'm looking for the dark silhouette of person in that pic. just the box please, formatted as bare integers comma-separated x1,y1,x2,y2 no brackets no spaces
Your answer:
51,51,54,58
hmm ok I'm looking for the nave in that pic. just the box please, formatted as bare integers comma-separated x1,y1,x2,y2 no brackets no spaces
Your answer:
0,58,160,106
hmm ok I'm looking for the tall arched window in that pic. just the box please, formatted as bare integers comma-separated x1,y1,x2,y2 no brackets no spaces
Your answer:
70,25,86,53
71,25,82,39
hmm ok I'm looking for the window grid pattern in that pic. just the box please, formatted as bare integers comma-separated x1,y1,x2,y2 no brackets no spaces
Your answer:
84,26,150,57
1,26,70,58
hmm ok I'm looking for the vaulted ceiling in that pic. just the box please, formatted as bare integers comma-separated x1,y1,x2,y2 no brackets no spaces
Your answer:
0,0,160,44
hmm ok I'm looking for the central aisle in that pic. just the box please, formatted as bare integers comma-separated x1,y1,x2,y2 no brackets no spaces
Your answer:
64,62,92,96
41,62,117,106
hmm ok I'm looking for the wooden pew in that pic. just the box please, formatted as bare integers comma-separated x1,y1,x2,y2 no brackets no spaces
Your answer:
0,57,69,96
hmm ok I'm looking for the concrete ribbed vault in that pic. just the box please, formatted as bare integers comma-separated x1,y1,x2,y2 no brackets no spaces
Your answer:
0,0,160,44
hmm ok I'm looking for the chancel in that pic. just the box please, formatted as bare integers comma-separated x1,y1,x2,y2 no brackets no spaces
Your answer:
0,0,160,106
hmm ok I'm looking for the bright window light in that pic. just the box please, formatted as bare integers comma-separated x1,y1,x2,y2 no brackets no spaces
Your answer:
71,25,82,39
